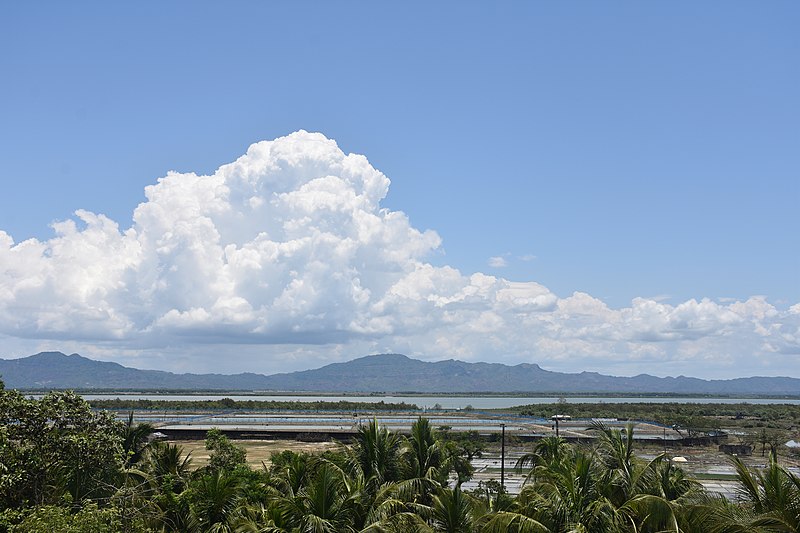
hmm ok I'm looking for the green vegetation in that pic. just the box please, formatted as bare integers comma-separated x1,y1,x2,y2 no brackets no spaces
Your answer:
4,382,800,532
89,397,419,412
204,429,247,472
0,389,122,509
514,401,800,432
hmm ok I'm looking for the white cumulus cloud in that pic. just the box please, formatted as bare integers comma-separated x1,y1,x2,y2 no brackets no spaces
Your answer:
0,131,798,377
488,256,508,268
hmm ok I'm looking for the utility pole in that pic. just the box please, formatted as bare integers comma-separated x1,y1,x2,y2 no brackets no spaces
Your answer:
500,423,505,491
551,415,569,437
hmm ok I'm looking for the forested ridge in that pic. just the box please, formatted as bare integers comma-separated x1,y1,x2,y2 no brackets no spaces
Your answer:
7,351,800,395
3,381,800,532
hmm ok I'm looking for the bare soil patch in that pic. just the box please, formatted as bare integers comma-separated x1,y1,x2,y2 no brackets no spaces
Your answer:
167,439,341,470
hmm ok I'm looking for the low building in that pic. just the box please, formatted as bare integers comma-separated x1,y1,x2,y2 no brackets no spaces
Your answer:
719,444,752,456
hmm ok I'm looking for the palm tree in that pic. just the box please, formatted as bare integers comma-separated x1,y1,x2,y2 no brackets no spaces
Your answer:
719,453,800,532
591,423,702,532
189,470,242,532
405,418,447,481
262,452,414,533
506,424,703,533
625,456,703,532
133,442,197,531
481,510,551,533
591,422,639,507
345,419,405,489
525,448,621,532
373,486,481,533
680,491,779,533
233,502,293,532
147,441,193,482
121,411,155,467
515,435,570,483
429,486,478,533
270,451,311,497
277,462,359,532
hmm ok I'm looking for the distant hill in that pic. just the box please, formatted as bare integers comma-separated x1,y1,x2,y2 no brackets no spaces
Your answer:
1,351,800,396
0,351,273,390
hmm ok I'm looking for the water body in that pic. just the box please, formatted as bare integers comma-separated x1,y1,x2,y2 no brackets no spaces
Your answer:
78,394,800,410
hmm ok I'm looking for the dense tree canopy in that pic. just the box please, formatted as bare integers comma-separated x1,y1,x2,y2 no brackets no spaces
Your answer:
0,390,123,509
2,389,800,532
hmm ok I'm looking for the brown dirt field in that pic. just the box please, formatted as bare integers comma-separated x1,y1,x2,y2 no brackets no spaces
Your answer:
167,439,341,470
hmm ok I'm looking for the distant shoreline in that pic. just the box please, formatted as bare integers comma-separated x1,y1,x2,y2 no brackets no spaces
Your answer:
17,388,800,400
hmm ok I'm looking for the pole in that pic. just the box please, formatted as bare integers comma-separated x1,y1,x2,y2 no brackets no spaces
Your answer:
554,418,559,437
500,423,505,491
663,426,667,454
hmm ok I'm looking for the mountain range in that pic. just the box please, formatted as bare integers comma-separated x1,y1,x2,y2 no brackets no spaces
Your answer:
1,351,800,396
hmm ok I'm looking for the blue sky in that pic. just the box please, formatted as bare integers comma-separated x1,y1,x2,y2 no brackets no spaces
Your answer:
0,2,797,378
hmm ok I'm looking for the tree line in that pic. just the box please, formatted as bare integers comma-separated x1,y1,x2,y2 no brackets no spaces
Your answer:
88,398,419,412
2,383,800,531
515,401,800,431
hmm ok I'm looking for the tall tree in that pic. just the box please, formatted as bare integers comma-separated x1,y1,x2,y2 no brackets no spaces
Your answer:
0,390,123,508
405,417,451,486
205,429,247,473
187,470,241,532
120,412,155,467
346,420,405,489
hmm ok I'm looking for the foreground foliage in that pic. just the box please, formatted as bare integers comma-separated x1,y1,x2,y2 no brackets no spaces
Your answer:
3,384,800,532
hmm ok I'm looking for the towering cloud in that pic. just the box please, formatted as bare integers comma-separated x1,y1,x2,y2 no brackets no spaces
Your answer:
0,131,797,376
